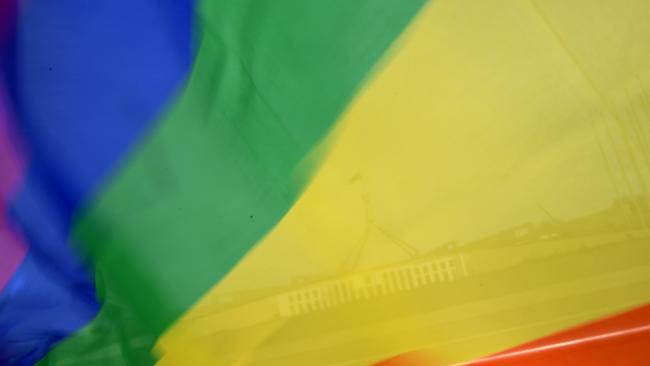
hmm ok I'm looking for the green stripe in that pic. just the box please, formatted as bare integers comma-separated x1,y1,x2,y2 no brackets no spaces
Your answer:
73,0,426,340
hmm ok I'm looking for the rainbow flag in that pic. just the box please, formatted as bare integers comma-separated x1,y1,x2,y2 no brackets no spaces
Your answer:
2,0,650,365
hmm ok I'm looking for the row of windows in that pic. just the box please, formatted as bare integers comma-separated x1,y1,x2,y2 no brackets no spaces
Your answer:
279,257,461,316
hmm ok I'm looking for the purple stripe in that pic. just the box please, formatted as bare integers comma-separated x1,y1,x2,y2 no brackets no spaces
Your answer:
0,0,17,47
0,78,27,292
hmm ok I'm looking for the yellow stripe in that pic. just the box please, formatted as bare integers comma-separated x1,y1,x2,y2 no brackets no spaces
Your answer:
157,0,650,364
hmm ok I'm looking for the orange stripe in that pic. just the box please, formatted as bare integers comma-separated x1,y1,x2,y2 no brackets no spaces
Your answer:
376,303,650,366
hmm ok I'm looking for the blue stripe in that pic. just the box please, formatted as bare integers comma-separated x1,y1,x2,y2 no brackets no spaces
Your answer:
0,0,194,364
0,254,97,366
